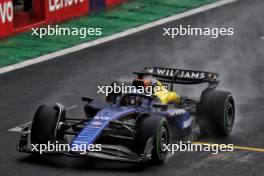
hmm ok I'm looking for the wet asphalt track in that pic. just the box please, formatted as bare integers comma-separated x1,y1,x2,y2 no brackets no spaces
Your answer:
0,0,264,175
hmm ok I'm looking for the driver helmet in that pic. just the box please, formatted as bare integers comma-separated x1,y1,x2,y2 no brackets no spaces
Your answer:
126,96,143,106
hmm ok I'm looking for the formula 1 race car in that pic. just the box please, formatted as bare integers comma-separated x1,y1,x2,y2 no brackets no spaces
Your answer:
17,67,235,164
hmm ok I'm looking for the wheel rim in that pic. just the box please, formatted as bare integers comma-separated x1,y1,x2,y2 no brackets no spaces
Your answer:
158,126,168,159
225,102,234,129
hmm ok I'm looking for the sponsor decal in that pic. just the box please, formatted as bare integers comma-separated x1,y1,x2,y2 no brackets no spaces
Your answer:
94,115,109,121
178,70,206,79
0,1,13,24
183,118,192,129
91,114,109,126
144,67,154,74
91,121,103,126
168,109,186,116
49,0,84,12
145,68,206,80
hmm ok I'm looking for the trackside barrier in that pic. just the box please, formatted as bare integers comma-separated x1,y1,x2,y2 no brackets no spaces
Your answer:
90,0,105,12
106,0,126,7
0,0,13,37
46,0,89,22
0,0,127,38
90,0,126,12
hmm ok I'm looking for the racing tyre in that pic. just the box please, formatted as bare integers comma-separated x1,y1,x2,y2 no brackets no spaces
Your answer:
31,105,63,144
135,115,170,164
197,90,235,137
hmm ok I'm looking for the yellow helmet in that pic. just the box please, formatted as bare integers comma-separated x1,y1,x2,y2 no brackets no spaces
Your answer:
154,80,181,104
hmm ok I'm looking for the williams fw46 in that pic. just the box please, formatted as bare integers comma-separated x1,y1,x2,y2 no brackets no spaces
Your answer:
17,67,235,164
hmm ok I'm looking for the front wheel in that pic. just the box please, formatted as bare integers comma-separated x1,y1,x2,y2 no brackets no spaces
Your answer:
31,104,64,144
135,115,170,164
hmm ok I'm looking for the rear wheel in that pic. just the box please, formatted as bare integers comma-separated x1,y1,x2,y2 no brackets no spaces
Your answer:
135,115,170,164
31,105,63,144
197,90,235,137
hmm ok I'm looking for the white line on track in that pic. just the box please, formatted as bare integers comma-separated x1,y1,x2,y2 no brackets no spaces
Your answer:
0,0,238,75
65,104,78,111
8,121,32,132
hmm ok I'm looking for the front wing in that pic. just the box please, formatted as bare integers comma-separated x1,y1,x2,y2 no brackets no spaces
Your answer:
17,125,153,163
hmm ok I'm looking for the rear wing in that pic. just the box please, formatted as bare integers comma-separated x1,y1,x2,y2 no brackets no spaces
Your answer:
133,67,219,89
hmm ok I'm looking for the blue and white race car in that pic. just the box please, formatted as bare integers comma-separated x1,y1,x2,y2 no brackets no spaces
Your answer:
17,67,235,164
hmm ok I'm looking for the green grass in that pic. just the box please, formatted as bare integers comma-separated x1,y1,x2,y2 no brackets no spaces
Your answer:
0,0,218,68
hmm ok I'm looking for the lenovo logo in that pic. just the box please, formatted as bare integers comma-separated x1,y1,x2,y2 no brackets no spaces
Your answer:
49,0,84,12
0,1,13,24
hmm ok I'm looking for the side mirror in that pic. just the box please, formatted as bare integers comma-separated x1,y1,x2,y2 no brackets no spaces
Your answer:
153,104,168,111
82,97,93,103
